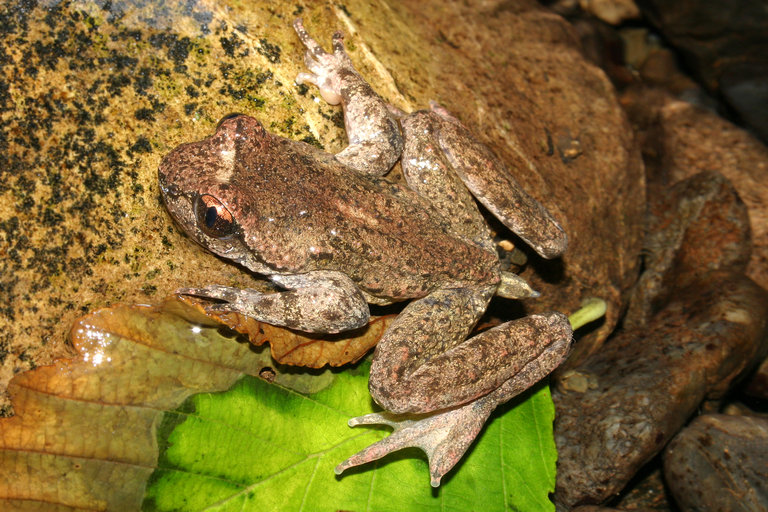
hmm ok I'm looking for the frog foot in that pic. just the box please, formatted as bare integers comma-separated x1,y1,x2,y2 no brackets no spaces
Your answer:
177,284,269,318
293,18,355,105
335,400,493,487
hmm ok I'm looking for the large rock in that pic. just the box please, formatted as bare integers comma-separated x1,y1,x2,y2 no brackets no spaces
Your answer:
625,172,751,329
553,171,768,508
0,0,643,412
623,88,768,292
665,414,768,512
554,271,768,509
623,88,768,409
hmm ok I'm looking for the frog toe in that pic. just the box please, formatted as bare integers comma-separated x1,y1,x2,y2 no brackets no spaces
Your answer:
347,411,404,429
204,303,241,315
337,403,490,487
292,18,326,58
293,18,357,106
177,285,238,302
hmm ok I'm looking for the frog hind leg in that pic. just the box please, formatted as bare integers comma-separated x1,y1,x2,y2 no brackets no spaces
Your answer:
337,286,572,485
368,287,572,414
400,112,541,299
430,104,568,259
400,110,496,254
337,344,568,488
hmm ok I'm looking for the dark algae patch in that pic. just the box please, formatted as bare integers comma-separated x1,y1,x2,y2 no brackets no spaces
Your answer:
0,0,277,411
0,0,363,416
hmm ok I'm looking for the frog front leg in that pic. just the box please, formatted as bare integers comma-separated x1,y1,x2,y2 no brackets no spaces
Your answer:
337,285,572,486
180,270,369,333
294,18,403,176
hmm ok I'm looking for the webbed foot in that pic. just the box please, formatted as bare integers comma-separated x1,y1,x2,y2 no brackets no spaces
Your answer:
336,399,495,487
293,18,354,105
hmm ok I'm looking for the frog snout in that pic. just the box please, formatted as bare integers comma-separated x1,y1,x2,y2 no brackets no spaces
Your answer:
157,154,186,197
215,113,266,141
216,112,248,129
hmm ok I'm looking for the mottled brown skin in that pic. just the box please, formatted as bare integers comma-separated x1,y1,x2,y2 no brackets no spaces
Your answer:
159,116,499,302
158,18,573,487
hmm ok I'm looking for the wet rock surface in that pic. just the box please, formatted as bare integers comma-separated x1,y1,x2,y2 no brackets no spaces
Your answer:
554,271,768,508
621,89,768,477
0,0,643,413
624,171,751,330
623,88,768,292
664,414,768,512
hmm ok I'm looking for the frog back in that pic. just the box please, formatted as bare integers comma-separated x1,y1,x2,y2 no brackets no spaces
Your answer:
236,137,500,300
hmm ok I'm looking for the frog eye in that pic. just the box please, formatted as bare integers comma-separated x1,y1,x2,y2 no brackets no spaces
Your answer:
195,194,236,239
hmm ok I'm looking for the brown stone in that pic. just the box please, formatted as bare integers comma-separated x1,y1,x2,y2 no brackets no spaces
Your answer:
554,272,768,508
555,157,766,508
622,86,768,431
623,88,768,292
637,0,768,143
664,414,768,512
625,171,752,329
578,0,640,25
0,0,643,412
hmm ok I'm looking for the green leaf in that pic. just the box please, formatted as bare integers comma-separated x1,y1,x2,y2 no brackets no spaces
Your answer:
143,365,557,511
0,300,557,510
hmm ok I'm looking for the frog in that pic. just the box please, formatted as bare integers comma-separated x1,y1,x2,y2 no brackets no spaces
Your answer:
158,18,573,487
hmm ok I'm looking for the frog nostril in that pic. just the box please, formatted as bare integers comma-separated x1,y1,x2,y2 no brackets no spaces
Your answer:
157,175,182,199
195,194,237,239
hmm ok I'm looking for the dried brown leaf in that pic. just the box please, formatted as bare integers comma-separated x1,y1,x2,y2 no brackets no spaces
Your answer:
177,295,393,367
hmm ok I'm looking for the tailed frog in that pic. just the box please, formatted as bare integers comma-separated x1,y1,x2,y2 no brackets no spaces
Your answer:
159,19,573,487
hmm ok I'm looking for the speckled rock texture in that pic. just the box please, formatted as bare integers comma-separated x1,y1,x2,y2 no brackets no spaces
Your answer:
623,87,768,411
0,0,643,413
664,414,768,512
554,272,768,509
625,172,751,330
